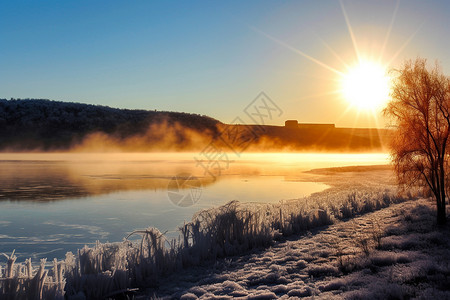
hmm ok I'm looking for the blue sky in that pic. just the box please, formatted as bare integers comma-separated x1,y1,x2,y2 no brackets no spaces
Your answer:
1,0,449,127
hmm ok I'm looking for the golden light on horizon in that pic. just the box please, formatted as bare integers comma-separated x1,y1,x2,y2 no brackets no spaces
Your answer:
341,60,391,112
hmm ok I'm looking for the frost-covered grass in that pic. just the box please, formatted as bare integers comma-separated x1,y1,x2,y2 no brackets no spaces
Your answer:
0,255,65,300
0,167,413,299
154,198,449,299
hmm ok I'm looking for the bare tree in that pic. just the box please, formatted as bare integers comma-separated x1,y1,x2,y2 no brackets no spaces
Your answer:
384,58,450,225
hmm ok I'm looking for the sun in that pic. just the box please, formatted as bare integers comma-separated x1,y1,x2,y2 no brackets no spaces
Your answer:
341,60,391,111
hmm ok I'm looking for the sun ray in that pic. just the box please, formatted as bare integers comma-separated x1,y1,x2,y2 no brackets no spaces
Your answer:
335,103,356,125
254,1,417,128
326,90,360,126
371,109,383,128
367,110,384,149
296,90,342,102
318,37,350,70
340,109,362,148
379,0,401,63
387,21,425,66
293,72,343,83
285,89,342,108
339,0,361,62
252,27,344,76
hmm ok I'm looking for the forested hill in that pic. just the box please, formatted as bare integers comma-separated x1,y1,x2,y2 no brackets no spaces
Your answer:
0,99,389,152
0,99,221,151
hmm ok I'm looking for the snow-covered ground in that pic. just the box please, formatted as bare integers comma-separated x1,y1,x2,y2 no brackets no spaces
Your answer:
149,198,450,299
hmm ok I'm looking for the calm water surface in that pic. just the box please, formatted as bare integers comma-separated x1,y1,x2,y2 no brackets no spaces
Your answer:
0,152,389,261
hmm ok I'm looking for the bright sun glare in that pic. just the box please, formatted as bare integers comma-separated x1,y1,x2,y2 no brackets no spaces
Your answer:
258,0,416,122
341,60,391,111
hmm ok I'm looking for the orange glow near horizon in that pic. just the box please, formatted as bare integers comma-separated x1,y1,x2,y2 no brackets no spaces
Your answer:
254,0,425,128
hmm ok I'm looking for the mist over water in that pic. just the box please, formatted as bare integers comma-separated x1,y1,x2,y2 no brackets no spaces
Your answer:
0,152,389,261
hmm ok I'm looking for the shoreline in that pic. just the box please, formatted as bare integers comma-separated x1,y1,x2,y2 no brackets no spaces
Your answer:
2,165,408,299
0,156,390,262
152,197,449,299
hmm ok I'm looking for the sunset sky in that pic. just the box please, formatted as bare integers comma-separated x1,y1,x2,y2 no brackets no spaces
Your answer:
1,0,449,128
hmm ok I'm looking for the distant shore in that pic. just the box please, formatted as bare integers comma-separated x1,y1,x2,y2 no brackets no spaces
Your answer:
0,99,391,152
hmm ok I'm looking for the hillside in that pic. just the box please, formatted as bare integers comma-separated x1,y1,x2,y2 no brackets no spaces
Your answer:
0,99,221,151
0,99,390,152
240,125,391,152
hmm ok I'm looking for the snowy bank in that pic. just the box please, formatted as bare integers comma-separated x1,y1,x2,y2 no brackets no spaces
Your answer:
154,198,450,299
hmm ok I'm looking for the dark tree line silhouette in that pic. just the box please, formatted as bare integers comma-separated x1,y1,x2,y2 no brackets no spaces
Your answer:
0,99,221,150
0,98,389,152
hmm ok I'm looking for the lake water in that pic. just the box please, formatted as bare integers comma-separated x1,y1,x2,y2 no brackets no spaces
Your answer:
0,152,389,261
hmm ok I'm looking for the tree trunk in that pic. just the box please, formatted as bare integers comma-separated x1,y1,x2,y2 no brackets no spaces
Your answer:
437,198,447,225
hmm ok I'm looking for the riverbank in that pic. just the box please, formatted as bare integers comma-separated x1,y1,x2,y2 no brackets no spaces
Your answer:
0,153,388,262
3,165,438,299
149,197,450,299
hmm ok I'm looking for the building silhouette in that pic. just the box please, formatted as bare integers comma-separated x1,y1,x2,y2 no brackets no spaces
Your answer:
285,120,335,129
